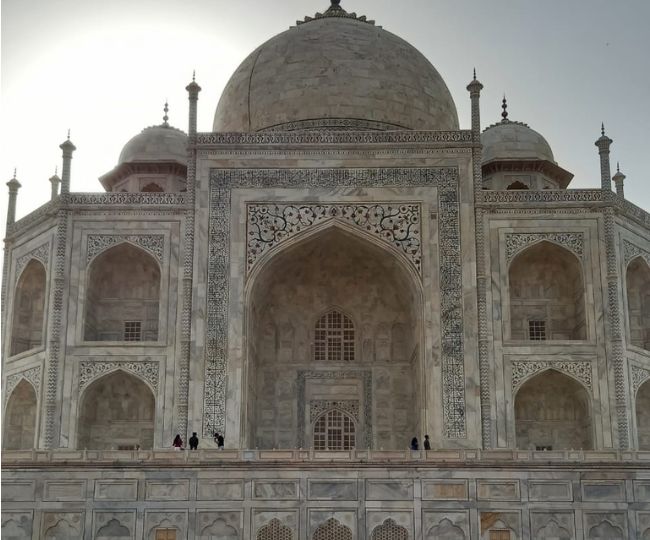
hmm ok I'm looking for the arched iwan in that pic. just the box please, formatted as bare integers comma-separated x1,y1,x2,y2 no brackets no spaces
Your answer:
77,370,155,450
245,224,424,450
514,369,592,450
11,259,47,356
84,243,161,342
509,240,586,341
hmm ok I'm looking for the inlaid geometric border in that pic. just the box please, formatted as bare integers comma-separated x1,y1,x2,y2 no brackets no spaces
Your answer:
505,232,584,263
4,366,42,404
86,234,164,264
15,243,50,280
78,360,160,393
206,167,466,439
623,240,650,266
246,202,422,275
511,360,593,392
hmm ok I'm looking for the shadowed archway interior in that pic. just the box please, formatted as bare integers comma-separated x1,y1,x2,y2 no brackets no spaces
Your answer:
11,259,46,356
515,370,592,450
3,379,37,450
626,257,650,351
247,227,422,450
84,243,160,342
77,370,155,450
509,241,586,341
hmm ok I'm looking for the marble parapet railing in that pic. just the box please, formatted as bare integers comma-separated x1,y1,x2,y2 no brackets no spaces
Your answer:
3,448,650,467
194,130,475,146
6,192,188,238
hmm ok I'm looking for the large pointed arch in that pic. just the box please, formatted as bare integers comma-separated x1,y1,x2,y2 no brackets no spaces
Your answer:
626,256,650,351
245,222,425,450
508,240,586,341
3,379,38,449
84,242,161,342
77,369,155,449
637,378,650,450
514,369,592,450
10,259,47,356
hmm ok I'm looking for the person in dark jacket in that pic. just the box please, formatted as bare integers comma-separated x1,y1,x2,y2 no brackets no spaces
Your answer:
410,437,419,450
189,432,199,450
423,434,431,450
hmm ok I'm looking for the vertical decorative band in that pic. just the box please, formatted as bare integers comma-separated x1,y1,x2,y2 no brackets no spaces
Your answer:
44,206,69,447
175,140,197,439
603,206,629,448
438,171,466,439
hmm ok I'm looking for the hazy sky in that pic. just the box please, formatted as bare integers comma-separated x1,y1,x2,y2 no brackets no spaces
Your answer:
1,0,649,240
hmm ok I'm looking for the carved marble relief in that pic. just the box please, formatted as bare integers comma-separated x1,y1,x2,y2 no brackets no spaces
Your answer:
206,167,467,439
86,234,164,264
246,203,422,275
310,400,360,422
631,365,650,395
511,361,592,392
15,243,50,280
623,239,650,265
505,232,584,263
78,360,159,392
4,366,41,404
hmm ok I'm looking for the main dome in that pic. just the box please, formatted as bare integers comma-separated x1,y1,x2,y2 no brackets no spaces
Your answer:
213,4,459,132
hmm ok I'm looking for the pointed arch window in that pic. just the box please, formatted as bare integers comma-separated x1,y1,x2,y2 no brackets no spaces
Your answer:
11,259,47,356
314,309,354,362
313,409,356,450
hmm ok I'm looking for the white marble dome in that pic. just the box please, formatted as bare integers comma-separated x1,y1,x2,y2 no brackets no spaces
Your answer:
213,6,459,132
118,125,188,165
482,120,555,164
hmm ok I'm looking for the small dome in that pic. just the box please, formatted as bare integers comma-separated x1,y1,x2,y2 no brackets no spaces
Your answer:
482,120,555,164
213,5,458,132
118,125,188,165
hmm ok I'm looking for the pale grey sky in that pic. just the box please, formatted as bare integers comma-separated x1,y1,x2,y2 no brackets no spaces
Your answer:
1,0,649,240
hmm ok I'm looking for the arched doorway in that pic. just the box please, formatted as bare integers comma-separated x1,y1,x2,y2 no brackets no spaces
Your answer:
515,370,592,450
11,259,47,356
509,241,586,341
626,257,650,351
84,243,160,342
77,370,155,449
313,409,356,450
247,226,422,450
3,379,37,449
637,379,650,450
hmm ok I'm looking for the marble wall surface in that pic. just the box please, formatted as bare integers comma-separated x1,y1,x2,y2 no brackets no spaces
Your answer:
2,451,650,539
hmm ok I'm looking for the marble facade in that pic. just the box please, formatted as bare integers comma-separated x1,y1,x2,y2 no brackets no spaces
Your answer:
2,1,650,538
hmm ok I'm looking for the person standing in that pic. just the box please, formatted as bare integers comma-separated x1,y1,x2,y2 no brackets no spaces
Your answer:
423,434,431,450
172,434,183,450
410,437,419,450
189,432,199,450
217,432,225,450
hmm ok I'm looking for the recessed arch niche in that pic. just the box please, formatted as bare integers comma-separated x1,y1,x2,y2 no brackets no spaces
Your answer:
626,257,650,351
11,259,47,356
514,369,592,450
3,379,37,450
637,379,650,450
508,241,586,341
246,225,422,450
84,243,160,342
77,370,155,449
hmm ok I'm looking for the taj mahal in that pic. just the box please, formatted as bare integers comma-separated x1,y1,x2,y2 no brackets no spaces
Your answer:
2,1,650,539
